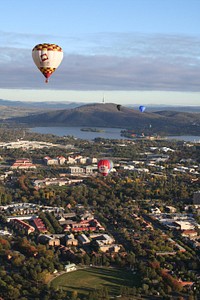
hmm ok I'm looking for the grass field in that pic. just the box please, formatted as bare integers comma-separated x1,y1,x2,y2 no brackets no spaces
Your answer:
50,266,140,298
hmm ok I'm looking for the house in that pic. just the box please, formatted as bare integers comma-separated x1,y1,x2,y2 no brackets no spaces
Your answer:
57,156,66,165
76,157,87,164
66,156,76,164
44,157,59,165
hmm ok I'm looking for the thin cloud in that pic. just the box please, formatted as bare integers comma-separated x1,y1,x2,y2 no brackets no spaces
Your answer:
0,31,200,91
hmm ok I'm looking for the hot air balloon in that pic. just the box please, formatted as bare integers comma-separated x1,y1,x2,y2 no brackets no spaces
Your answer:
98,159,113,176
32,43,63,83
139,105,146,113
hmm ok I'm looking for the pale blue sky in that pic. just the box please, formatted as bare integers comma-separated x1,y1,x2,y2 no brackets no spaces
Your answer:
0,0,200,105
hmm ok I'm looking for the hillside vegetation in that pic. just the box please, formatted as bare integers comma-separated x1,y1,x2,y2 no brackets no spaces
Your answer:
7,103,200,135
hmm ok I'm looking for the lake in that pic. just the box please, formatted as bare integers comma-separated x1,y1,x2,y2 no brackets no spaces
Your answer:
29,127,126,140
29,127,200,142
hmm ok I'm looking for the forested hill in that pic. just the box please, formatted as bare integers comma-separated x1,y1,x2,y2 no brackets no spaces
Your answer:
8,103,200,135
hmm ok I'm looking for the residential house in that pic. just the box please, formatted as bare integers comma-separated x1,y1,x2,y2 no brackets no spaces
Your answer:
57,156,66,165
44,157,59,165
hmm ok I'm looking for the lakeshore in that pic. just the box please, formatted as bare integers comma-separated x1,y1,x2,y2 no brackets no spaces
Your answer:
29,126,200,142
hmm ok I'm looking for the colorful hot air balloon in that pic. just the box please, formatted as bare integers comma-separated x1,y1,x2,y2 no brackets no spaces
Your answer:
32,43,63,83
98,159,113,176
139,105,146,112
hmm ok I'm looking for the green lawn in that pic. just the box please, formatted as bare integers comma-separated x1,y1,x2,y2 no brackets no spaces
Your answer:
50,266,140,298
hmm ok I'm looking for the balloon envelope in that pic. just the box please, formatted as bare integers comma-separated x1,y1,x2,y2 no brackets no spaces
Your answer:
98,159,113,176
32,43,63,82
139,105,146,112
117,105,121,111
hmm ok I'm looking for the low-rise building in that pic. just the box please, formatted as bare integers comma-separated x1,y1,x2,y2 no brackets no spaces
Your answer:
64,263,77,272
68,166,84,174
65,234,78,246
33,218,47,233
77,234,90,245
166,206,177,213
181,230,198,238
174,221,195,231
38,234,61,246
11,158,36,170
11,218,35,235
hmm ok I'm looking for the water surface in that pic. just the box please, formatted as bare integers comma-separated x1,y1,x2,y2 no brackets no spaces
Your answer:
29,127,200,142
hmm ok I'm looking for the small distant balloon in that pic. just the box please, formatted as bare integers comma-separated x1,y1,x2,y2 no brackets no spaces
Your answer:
139,105,146,113
98,159,113,176
32,43,63,83
117,105,121,111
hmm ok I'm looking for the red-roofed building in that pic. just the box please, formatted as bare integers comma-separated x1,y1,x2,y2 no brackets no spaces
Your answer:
33,218,47,233
11,158,36,170
70,219,104,232
11,219,35,234
181,230,198,237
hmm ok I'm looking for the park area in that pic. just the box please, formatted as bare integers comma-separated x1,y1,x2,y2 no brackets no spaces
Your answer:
50,266,140,298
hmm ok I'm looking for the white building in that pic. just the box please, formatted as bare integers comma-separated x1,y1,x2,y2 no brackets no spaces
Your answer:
174,221,195,231
68,166,84,174
64,263,77,272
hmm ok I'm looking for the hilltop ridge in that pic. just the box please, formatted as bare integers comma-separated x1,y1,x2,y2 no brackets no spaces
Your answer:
7,102,200,135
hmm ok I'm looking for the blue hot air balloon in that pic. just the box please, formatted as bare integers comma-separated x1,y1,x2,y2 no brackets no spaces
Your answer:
139,105,146,113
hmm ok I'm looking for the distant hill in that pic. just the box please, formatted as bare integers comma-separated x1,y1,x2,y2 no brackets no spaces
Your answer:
7,103,200,135
0,99,200,112
0,99,84,109
128,104,200,113
0,99,85,119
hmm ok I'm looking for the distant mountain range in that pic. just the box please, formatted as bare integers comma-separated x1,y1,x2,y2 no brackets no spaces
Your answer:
0,98,200,112
6,102,200,135
0,99,85,119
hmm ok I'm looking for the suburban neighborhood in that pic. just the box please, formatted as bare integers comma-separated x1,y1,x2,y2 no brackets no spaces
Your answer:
0,130,200,300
